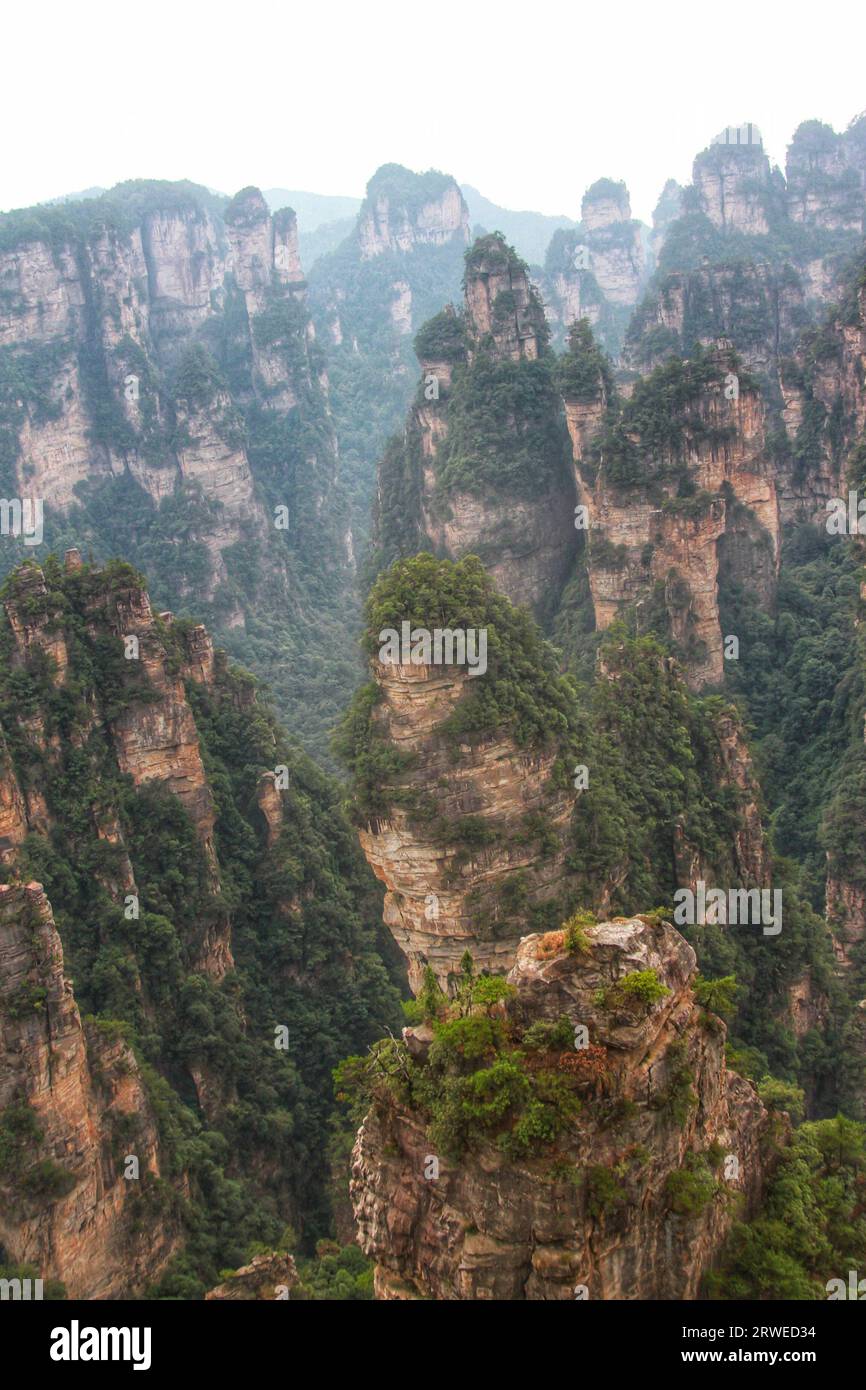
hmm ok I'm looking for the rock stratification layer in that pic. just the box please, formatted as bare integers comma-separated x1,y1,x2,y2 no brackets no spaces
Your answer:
562,337,779,687
357,656,576,992
375,234,577,620
0,883,178,1297
351,917,769,1299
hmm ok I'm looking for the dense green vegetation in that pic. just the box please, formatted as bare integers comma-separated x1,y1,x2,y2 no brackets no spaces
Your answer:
710,1116,866,1298
432,351,571,499
0,557,403,1295
308,167,468,563
339,549,860,1113
0,180,226,255
335,953,587,1163
589,346,747,490
625,134,865,376
0,179,360,764
335,554,582,821
555,317,615,404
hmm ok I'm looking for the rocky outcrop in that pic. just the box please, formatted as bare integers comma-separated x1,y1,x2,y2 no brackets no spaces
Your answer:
0,181,351,760
626,115,866,378
357,656,576,992
826,877,866,972
0,560,231,978
205,1252,298,1300
376,235,577,620
649,179,683,265
351,916,770,1299
626,260,810,377
778,275,866,524
311,165,469,355
563,340,779,687
356,166,469,261
693,132,776,236
0,883,179,1297
786,119,866,232
540,180,649,354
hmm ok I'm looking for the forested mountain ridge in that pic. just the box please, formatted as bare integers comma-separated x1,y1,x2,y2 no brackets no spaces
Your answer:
337,121,866,1300
4,110,866,1303
0,179,354,761
0,553,401,1297
627,116,866,386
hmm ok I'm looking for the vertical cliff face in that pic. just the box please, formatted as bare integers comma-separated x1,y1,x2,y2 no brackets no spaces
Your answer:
649,179,683,264
693,134,776,235
778,275,866,523
356,656,578,992
0,557,229,980
462,236,546,361
562,334,779,687
311,164,470,348
796,270,866,977
350,914,769,1300
540,179,649,354
355,166,470,262
626,115,866,378
224,187,319,411
0,883,179,1297
306,166,472,566
786,119,866,232
0,179,351,760
0,552,404,1293
341,552,776,1298
374,235,577,620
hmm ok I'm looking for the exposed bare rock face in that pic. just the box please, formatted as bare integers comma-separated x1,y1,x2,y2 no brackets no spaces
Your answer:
205,1252,298,1300
693,135,776,236
703,712,772,888
356,166,470,261
256,770,284,848
0,883,180,1297
626,117,866,377
0,181,350,756
786,119,866,232
463,237,546,362
563,338,779,687
648,178,683,265
357,656,577,992
0,559,231,982
351,917,770,1299
310,164,470,358
826,878,866,974
779,275,866,524
375,235,577,621
540,179,649,354
224,187,314,409
626,259,811,378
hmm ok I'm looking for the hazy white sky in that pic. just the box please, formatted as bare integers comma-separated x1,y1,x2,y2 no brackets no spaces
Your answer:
3,0,864,224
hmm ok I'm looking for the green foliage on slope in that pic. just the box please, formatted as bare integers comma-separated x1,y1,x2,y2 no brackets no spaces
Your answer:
0,557,402,1293
709,1116,866,1299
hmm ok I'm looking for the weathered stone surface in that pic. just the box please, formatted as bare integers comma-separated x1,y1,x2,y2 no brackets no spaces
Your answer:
0,884,180,1297
206,1252,298,1300
0,185,335,588
358,184,468,260
358,658,575,992
564,345,779,688
406,246,577,619
351,917,770,1299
